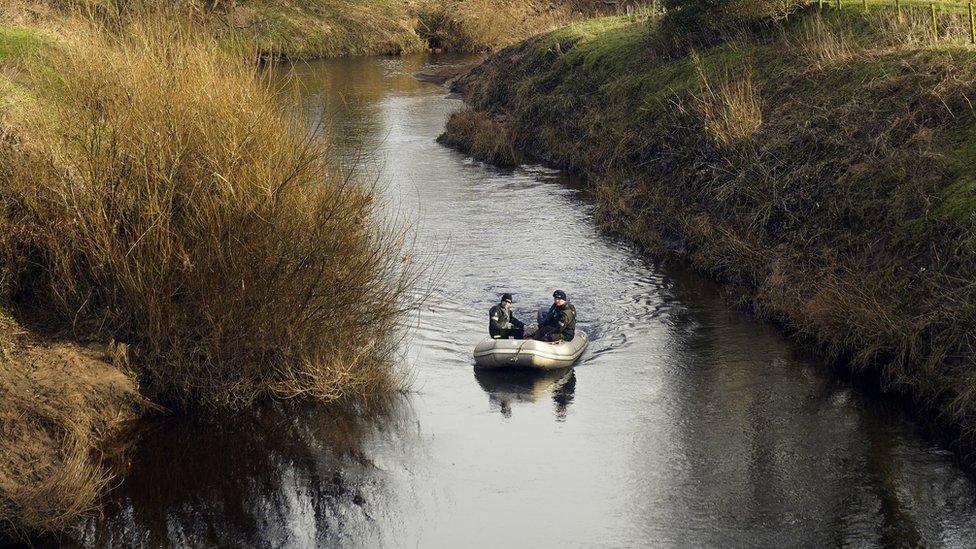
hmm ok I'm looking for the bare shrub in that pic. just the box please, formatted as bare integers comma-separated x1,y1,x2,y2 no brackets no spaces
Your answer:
0,15,418,409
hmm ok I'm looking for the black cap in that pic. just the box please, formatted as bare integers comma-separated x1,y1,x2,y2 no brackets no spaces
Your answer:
501,293,513,303
553,290,567,300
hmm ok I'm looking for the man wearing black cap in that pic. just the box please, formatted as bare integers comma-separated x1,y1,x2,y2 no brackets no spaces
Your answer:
489,293,525,339
534,290,576,342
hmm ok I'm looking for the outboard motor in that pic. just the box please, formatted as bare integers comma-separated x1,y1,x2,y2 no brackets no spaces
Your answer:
537,306,551,327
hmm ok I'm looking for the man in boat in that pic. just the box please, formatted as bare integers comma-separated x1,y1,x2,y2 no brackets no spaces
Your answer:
489,293,525,339
534,290,576,342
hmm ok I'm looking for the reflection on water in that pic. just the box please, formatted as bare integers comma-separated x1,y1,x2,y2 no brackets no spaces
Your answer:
73,54,976,548
74,399,422,548
474,368,576,420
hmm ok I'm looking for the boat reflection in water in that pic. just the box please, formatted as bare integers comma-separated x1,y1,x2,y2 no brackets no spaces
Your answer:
474,368,577,420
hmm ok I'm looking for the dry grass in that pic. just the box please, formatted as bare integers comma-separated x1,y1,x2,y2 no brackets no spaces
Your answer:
3,0,627,58
0,14,418,410
0,310,148,539
437,107,522,166
692,55,763,146
788,12,856,66
416,0,601,52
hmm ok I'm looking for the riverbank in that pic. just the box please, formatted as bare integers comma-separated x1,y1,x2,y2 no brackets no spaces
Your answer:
441,8,976,437
1,0,618,59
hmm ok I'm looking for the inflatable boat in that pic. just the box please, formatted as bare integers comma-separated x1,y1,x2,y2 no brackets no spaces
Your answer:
472,331,588,370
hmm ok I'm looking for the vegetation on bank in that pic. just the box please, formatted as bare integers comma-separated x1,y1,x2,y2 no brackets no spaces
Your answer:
3,17,418,408
2,0,618,58
443,7,976,433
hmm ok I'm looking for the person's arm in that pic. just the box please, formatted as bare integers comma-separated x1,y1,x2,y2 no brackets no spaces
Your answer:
510,314,525,329
489,306,507,333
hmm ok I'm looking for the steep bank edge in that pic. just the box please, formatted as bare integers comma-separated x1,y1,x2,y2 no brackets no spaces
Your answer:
0,309,149,542
441,14,976,437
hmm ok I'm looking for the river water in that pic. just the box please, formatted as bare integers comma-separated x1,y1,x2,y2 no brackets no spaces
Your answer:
74,55,976,548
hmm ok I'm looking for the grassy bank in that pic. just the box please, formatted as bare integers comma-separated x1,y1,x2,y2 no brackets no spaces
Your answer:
443,9,976,435
0,10,419,541
2,0,619,59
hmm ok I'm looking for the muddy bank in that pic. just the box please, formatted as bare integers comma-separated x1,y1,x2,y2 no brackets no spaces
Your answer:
441,11,976,437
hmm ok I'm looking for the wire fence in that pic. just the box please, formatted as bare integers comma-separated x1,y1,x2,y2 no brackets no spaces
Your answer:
818,0,976,42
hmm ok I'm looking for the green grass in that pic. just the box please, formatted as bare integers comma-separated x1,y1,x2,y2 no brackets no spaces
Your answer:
0,27,39,60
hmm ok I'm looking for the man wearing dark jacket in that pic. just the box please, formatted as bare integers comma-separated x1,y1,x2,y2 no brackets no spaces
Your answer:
535,289,576,342
489,293,525,339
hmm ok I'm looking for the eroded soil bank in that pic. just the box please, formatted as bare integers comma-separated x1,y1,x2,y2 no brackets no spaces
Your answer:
441,10,976,438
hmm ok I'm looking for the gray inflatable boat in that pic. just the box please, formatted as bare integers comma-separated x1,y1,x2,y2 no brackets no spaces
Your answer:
472,331,588,370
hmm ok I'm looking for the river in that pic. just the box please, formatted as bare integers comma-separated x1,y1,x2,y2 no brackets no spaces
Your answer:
74,55,976,548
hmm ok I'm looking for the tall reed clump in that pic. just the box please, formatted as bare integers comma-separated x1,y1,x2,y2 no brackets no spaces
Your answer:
691,56,763,146
0,16,417,410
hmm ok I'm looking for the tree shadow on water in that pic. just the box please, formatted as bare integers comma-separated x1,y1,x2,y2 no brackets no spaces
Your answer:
67,397,415,548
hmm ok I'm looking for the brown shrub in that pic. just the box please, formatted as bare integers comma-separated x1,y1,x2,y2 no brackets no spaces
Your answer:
0,15,418,409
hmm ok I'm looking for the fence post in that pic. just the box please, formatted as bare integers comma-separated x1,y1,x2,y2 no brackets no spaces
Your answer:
931,3,938,40
862,0,867,12
819,0,823,9
970,1,975,44
837,0,841,9
896,0,901,20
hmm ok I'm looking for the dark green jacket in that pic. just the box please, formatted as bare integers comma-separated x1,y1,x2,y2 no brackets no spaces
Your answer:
489,304,524,337
543,302,577,341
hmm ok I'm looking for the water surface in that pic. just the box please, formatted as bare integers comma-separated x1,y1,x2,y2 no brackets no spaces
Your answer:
77,55,976,548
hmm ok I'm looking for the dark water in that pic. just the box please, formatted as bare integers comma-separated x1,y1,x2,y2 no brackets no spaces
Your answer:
75,55,976,548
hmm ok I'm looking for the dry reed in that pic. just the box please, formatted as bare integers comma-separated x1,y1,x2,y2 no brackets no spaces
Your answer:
789,12,856,66
692,56,763,146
